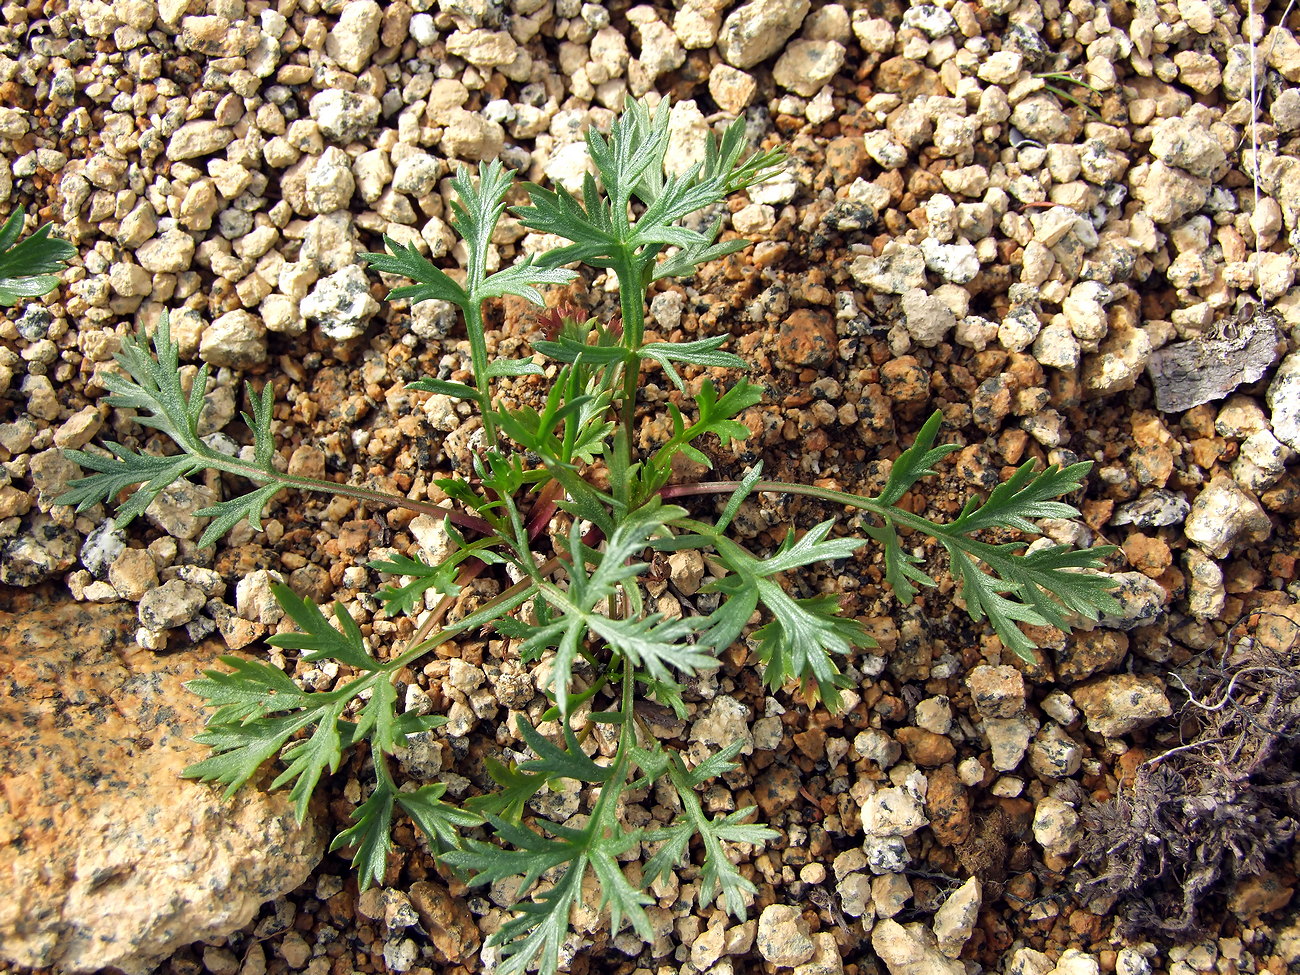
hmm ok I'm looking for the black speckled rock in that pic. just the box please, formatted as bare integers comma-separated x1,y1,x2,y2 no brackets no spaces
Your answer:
0,595,323,973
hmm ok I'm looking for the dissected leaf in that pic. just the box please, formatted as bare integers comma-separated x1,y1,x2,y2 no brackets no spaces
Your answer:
0,209,76,306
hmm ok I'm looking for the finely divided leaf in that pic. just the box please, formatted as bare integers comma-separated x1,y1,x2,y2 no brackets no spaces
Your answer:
706,525,872,707
644,748,778,919
748,588,863,707
398,783,481,853
267,584,381,672
479,260,575,304
639,336,746,392
873,410,960,507
184,710,323,800
196,482,282,548
185,655,315,724
0,209,76,306
363,236,468,307
862,519,936,606
59,446,198,526
951,459,1093,535
332,779,396,890
517,715,612,784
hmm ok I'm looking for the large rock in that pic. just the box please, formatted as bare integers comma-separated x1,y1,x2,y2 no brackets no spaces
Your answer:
0,597,324,973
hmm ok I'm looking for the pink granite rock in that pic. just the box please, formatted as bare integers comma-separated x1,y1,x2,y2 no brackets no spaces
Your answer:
0,597,323,973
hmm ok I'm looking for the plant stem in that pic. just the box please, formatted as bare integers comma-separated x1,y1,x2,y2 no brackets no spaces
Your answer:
660,478,939,535
464,300,498,444
614,259,647,479
201,450,495,534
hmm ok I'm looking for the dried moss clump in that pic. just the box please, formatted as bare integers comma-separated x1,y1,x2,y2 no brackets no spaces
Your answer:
1073,608,1300,937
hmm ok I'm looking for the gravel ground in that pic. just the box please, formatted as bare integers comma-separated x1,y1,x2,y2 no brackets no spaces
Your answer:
3,0,1300,973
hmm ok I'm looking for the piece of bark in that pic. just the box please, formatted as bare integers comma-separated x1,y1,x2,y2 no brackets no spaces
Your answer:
1146,306,1284,413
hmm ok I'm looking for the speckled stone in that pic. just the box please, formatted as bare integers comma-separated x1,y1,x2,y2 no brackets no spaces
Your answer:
0,597,324,973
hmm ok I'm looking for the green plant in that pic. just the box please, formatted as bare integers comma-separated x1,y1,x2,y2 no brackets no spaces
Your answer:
0,207,76,307
59,102,1119,974
1034,71,1105,121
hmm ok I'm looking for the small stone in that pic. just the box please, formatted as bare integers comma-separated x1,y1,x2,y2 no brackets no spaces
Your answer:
863,835,911,873
235,569,286,625
1097,571,1167,632
894,727,955,767
310,89,381,144
0,518,80,586
326,0,382,72
920,239,979,284
305,147,355,214
1184,474,1272,558
667,550,705,595
145,480,217,541
1072,674,1172,737
1082,326,1153,396
1111,490,1189,529
793,932,843,975
206,599,268,650
408,882,480,964
1149,117,1228,179
861,787,928,838
871,919,964,975
300,265,380,341
967,665,1026,718
1053,949,1101,975
836,873,873,917
260,295,302,335
276,931,310,969
440,108,504,161
982,715,1036,771
138,579,206,631
29,449,79,509
167,120,233,161
1228,870,1294,918
109,547,160,600
447,29,518,67
1133,160,1210,224
913,697,952,736
709,63,757,114
665,100,710,176
391,153,443,197
1032,796,1081,857
851,246,927,293
382,938,418,972
932,877,981,958
201,310,267,369
1267,351,1300,452
901,4,958,38
900,289,955,347
717,0,810,69
1055,629,1127,685
776,309,837,366
691,924,727,971
136,230,195,273
978,50,1024,85
773,40,845,97
1012,94,1072,143
1004,948,1054,975
872,873,912,917
79,521,126,579
301,213,360,274
756,904,815,967
689,695,754,755
1115,948,1152,975
1027,724,1082,779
